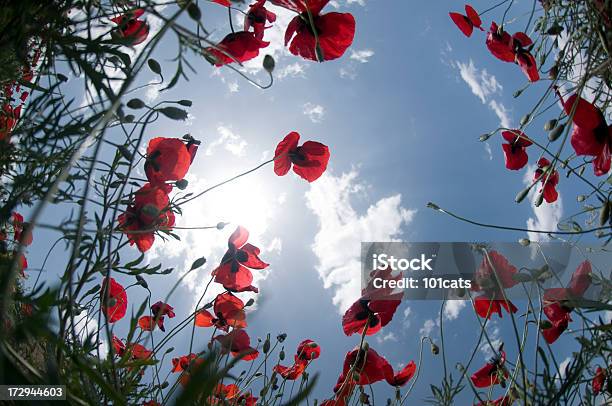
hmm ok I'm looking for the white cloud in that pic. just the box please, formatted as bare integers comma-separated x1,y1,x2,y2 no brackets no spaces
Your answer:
144,79,162,103
303,103,326,123
488,100,512,128
305,170,416,313
276,62,307,80
454,59,512,129
456,59,502,104
419,319,436,336
443,300,467,321
556,357,572,382
377,331,398,344
228,81,239,93
339,66,357,80
479,322,501,359
523,164,563,242
205,125,248,157
350,49,374,63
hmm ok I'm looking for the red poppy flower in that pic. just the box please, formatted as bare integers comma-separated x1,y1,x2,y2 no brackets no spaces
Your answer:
342,297,402,336
206,31,269,67
118,183,175,253
296,339,321,361
111,9,149,45
336,347,393,387
212,0,232,5
501,130,532,170
274,132,330,182
142,401,161,406
540,261,592,343
211,385,257,406
195,292,247,331
130,343,153,360
112,335,126,356
213,329,259,361
101,277,128,323
471,349,509,388
486,23,539,82
171,353,198,372
557,90,611,176
145,137,193,184
388,360,416,387
11,212,32,246
139,301,175,332
593,366,607,395
449,4,483,37
534,158,559,203
244,0,277,40
16,252,28,277
274,356,308,380
472,251,518,319
486,22,514,62
212,226,268,293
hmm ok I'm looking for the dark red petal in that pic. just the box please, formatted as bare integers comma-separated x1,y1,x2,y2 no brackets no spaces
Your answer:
292,141,330,182
449,12,474,37
274,132,300,176
465,4,482,28
240,243,269,269
388,360,416,387
214,261,254,292
486,22,515,62
502,143,528,170
593,140,611,176
516,52,540,82
473,295,502,319
562,94,605,130
501,129,532,147
512,32,533,47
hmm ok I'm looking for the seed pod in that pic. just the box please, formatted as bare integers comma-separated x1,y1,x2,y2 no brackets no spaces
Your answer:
544,119,557,131
577,195,586,202
520,114,530,126
263,55,275,73
176,179,188,190
548,124,565,142
515,187,531,204
263,336,271,354
518,238,530,246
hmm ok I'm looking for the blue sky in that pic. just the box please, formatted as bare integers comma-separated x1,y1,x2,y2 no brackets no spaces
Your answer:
20,0,611,404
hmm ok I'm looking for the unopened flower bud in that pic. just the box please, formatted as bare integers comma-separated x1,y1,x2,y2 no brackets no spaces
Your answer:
544,119,557,131
520,114,530,126
431,343,439,355
577,195,586,202
548,124,565,142
263,337,271,354
216,222,227,230
135,274,148,289
263,55,275,73
515,187,531,204
176,179,188,190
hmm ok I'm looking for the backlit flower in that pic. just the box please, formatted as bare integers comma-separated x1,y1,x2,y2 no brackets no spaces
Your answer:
272,0,355,61
501,130,532,170
472,251,518,319
449,4,483,37
145,137,193,184
205,31,269,67
213,329,259,361
534,158,559,203
471,348,508,388
274,131,330,182
244,0,277,40
195,292,247,331
111,9,149,45
213,226,268,292
101,277,128,323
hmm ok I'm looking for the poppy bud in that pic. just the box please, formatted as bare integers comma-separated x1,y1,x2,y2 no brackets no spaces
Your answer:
263,55,275,73
148,58,162,75
577,195,586,202
216,222,227,230
520,114,530,126
165,347,174,353
479,133,492,142
176,179,188,190
259,387,268,397
544,119,557,131
135,274,148,289
600,201,610,226
127,98,145,109
535,192,544,207
187,2,202,20
518,238,530,246
431,343,439,355
263,336,271,353
277,333,287,342
513,88,524,98
426,202,440,211
279,349,285,360
548,124,565,142
515,187,531,204
245,298,255,307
